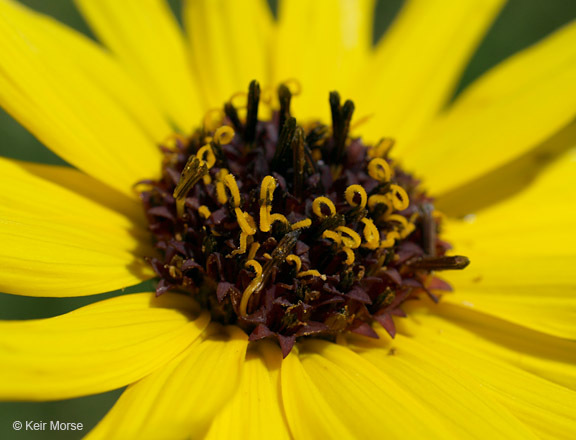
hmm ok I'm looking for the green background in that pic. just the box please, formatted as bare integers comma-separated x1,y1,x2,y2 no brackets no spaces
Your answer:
1,0,575,438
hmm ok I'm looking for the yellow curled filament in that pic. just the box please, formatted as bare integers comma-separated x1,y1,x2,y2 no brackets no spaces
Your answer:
389,184,410,211
297,270,326,280
342,247,355,265
214,126,235,145
223,174,241,208
286,254,302,272
203,108,224,132
335,226,362,249
322,230,342,245
215,169,230,204
312,196,336,219
198,205,211,219
344,184,367,209
380,231,400,249
291,218,312,230
240,260,263,316
367,158,392,182
361,218,380,249
259,176,288,232
368,194,392,211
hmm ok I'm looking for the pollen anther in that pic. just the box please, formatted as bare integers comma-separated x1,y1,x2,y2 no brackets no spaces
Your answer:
368,158,392,182
313,196,336,218
345,184,367,208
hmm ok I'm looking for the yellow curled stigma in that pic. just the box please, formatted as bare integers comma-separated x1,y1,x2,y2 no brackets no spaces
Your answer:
342,247,355,265
386,214,409,229
214,126,235,145
270,213,290,225
240,260,263,316
198,205,211,219
215,169,230,204
231,231,251,256
282,78,302,96
335,226,362,249
322,230,342,245
229,91,247,108
259,176,277,232
247,242,261,260
223,174,241,207
235,208,257,235
291,218,312,230
203,108,224,132
297,270,326,281
368,158,392,182
361,218,380,250
162,133,189,151
389,184,410,211
368,138,394,159
344,184,367,209
312,196,336,219
368,194,393,211
196,145,216,169
286,254,302,272
380,231,400,249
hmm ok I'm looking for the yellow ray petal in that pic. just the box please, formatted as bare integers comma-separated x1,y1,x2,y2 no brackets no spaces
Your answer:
404,21,576,196
299,340,456,438
358,0,504,147
437,122,576,216
86,325,248,440
0,2,163,198
0,293,209,400
281,347,354,439
351,332,540,439
184,0,274,108
0,158,154,297
443,154,576,338
205,341,290,440
275,0,375,121
1,0,172,143
402,301,576,392
378,329,576,440
74,0,203,131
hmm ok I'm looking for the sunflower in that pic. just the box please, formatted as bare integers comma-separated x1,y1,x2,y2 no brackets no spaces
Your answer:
1,0,576,439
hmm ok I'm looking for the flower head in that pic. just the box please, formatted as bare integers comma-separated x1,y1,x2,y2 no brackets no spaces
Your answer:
0,0,575,439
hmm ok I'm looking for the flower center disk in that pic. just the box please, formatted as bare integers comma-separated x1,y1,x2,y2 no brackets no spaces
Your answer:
141,80,469,357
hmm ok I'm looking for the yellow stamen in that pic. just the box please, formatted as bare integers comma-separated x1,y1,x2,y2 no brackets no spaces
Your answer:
361,218,380,249
312,196,336,218
386,214,409,229
270,213,290,225
203,108,224,132
247,242,261,260
215,169,230,204
196,145,216,169
198,205,211,219
291,218,312,230
297,270,326,280
335,226,362,249
162,133,189,151
390,184,410,211
259,176,276,232
286,254,302,272
223,174,241,207
344,184,367,209
368,138,394,159
342,247,355,265
235,208,257,235
214,126,235,145
322,230,342,245
231,231,251,256
240,260,263,316
282,78,302,96
380,231,400,249
367,158,392,182
368,194,393,211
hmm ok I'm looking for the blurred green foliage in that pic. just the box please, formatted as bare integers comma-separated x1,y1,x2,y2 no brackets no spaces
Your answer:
0,0,575,438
